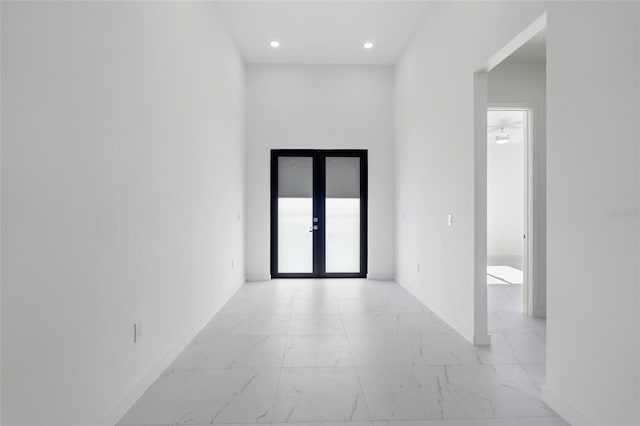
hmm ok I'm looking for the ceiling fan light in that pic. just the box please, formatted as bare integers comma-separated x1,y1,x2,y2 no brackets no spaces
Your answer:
495,128,510,144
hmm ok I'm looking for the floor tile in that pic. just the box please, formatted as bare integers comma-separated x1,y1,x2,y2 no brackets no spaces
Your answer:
358,365,464,420
219,296,294,316
282,335,354,367
442,364,555,418
171,335,286,369
418,334,482,366
118,281,558,426
342,313,403,334
118,368,280,425
117,368,197,425
272,421,373,426
348,334,426,366
292,296,341,314
200,313,291,336
373,420,475,426
272,367,370,422
288,314,345,335
519,363,546,391
472,416,569,425
179,368,279,424
397,312,456,334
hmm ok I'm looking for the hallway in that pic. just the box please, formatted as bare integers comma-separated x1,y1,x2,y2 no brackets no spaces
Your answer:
118,280,566,426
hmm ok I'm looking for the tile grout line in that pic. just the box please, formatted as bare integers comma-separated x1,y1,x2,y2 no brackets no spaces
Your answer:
266,296,295,424
337,292,375,424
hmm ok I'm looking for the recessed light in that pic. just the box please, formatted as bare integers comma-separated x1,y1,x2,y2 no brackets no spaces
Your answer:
270,41,280,48
363,42,374,49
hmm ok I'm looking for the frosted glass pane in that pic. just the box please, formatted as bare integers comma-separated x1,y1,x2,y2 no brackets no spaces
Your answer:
278,198,313,273
325,198,360,273
278,157,313,273
325,157,360,273
326,157,360,198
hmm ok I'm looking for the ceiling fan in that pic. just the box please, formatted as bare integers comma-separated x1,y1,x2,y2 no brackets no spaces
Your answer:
487,120,523,131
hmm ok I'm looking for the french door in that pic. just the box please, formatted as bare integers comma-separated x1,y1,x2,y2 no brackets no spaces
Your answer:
270,150,368,278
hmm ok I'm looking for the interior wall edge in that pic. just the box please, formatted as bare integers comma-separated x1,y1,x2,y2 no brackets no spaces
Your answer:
541,385,594,426
367,274,395,281
99,278,246,426
246,274,272,282
396,278,478,346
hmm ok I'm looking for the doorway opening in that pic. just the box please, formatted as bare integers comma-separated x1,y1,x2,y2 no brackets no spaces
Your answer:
270,149,368,278
472,13,546,344
487,107,531,314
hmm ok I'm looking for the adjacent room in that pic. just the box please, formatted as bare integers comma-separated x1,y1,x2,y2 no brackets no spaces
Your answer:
1,2,639,426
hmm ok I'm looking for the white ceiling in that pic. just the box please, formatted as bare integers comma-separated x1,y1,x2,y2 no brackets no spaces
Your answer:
217,1,429,65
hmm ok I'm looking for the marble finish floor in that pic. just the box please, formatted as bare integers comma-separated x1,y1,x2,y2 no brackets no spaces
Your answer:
118,279,566,426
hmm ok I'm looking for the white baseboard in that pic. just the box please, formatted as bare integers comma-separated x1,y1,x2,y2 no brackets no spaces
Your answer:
541,385,594,426
99,278,245,426
367,274,394,281
246,274,271,282
533,308,547,318
473,333,491,346
396,277,489,347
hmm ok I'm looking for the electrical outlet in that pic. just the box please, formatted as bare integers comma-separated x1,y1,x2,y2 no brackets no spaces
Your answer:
447,213,453,227
134,322,143,343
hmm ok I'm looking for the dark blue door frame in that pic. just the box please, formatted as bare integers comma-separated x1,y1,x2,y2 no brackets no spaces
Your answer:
270,149,368,279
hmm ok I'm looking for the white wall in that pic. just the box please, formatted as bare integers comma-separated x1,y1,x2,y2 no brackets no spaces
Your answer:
1,2,245,425
246,65,395,280
488,61,547,315
396,2,639,425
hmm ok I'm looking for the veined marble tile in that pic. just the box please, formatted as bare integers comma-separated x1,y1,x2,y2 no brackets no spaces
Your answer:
117,368,197,425
293,285,338,299
332,282,380,299
357,365,465,420
476,332,545,364
272,367,370,423
348,334,426,366
193,424,260,426
472,416,569,425
282,335,354,367
488,309,546,336
397,312,456,334
472,336,521,365
175,368,280,424
171,335,286,369
272,422,373,426
120,281,560,426
349,334,480,367
338,296,428,315
219,295,294,315
519,363,546,392
342,312,456,335
418,334,482,366
373,420,475,426
342,313,403,334
288,314,345,335
199,313,291,336
440,364,555,418
292,296,341,314
238,282,299,298
338,297,391,314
